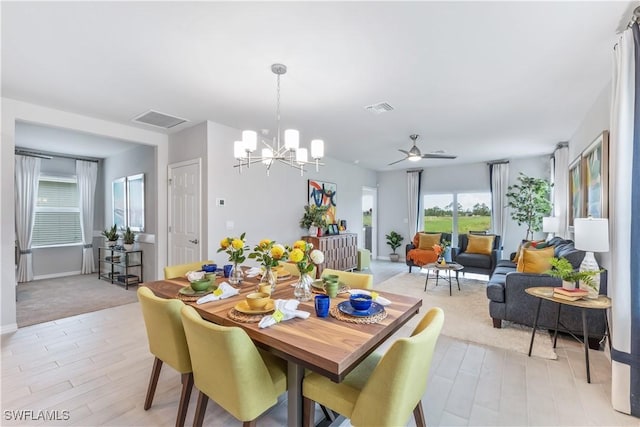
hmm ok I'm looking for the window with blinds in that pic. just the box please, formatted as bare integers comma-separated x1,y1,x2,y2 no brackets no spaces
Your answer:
32,176,83,247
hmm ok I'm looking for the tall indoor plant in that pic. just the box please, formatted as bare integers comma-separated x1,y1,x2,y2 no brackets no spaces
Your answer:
506,172,552,240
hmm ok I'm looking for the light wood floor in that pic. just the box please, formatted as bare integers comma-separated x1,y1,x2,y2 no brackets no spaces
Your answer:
1,260,637,426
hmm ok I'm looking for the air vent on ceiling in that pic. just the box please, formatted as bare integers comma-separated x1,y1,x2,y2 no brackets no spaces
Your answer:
364,102,394,114
132,110,188,129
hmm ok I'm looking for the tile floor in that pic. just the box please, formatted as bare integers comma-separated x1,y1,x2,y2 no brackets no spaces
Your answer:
1,260,637,426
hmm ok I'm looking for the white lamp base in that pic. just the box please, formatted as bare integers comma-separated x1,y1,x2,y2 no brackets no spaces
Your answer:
579,251,600,299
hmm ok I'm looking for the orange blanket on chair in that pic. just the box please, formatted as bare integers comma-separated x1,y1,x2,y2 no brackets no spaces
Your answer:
406,233,438,266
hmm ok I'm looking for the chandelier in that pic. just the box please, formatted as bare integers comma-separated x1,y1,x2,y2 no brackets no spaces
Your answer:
233,63,325,176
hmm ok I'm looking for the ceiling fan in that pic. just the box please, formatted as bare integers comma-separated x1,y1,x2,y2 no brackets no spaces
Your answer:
388,134,457,166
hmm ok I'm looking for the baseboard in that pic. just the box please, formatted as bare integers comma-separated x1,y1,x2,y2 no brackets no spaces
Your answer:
377,255,406,262
33,270,82,280
1,323,18,335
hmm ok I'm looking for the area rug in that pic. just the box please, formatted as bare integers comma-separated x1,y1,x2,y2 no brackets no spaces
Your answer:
16,274,139,327
376,272,557,360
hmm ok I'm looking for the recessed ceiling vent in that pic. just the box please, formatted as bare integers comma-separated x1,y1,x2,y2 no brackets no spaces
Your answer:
364,102,394,114
132,110,188,129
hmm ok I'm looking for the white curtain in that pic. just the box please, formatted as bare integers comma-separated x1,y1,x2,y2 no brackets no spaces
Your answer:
77,160,98,274
15,155,41,283
552,144,569,238
407,170,422,238
489,162,509,240
609,24,636,416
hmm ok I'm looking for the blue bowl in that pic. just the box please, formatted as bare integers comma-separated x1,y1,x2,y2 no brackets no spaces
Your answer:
349,294,372,312
202,264,217,273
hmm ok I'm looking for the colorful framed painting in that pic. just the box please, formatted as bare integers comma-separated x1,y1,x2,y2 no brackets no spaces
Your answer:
568,156,583,227
308,180,337,224
581,131,609,219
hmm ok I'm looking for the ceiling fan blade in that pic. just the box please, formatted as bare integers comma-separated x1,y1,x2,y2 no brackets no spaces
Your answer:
387,158,407,166
421,153,458,159
398,149,409,155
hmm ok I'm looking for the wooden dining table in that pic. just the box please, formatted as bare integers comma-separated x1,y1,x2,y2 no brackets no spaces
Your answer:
142,271,422,427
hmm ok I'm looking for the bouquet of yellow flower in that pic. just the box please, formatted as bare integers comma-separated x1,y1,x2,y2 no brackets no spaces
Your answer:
217,232,249,264
287,240,325,274
432,239,449,262
248,239,288,268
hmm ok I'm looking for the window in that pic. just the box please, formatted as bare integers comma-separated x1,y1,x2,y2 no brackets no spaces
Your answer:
32,176,82,247
423,192,492,242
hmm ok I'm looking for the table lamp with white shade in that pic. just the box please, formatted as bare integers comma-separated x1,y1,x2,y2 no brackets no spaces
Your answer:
542,216,560,240
573,218,609,298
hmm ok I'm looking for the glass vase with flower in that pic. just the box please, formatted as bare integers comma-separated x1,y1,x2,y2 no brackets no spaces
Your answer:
217,233,249,287
248,239,288,295
288,240,325,301
433,239,450,265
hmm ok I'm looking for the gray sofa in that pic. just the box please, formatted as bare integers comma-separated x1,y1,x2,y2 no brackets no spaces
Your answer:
451,234,502,276
487,236,608,347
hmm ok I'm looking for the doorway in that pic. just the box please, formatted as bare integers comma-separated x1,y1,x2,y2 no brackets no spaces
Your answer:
168,159,202,265
362,186,377,258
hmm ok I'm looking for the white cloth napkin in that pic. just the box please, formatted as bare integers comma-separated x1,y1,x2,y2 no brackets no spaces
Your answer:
348,289,392,306
245,267,262,278
196,282,239,304
258,299,310,328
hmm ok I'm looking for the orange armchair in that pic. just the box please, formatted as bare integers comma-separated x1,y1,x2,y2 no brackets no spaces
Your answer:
406,232,452,272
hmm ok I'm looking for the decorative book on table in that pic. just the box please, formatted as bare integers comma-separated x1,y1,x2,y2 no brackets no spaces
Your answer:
553,287,588,301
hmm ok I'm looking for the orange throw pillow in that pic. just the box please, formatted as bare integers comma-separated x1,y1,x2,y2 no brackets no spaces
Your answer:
516,246,554,273
466,234,495,255
418,233,441,250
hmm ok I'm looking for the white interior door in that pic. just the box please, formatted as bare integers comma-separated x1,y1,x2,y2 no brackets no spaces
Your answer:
362,186,377,258
168,159,201,266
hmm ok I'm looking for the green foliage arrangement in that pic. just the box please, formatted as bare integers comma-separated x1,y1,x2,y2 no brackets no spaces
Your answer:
385,231,404,254
506,173,553,240
101,224,119,241
122,227,135,245
546,257,602,290
299,205,329,229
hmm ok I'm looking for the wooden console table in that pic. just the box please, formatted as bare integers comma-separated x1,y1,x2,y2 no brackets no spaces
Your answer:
303,233,358,277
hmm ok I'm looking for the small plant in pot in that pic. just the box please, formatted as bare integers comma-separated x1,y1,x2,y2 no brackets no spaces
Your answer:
385,231,404,262
546,257,601,293
122,227,135,251
102,225,119,248
300,205,329,236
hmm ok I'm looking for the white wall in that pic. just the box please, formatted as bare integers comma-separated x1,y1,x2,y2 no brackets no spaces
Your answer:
1,98,168,333
376,170,408,258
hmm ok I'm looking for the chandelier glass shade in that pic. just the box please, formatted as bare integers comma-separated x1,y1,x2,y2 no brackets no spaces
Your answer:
233,63,325,175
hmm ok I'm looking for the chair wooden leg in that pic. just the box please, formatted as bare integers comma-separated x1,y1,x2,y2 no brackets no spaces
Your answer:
413,401,426,427
144,357,163,410
303,396,315,427
175,373,193,427
193,391,208,427
242,421,257,427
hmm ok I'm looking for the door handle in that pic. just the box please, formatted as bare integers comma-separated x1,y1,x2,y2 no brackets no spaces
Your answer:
189,238,199,244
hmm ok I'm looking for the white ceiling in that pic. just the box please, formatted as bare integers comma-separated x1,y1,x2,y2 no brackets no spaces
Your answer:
2,1,635,170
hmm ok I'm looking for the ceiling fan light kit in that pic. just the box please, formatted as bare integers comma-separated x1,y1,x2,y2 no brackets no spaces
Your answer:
388,134,457,166
233,63,325,176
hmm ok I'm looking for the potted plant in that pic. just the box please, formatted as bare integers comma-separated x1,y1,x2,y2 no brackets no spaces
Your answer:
546,257,601,293
385,231,404,262
299,205,329,236
101,225,119,247
506,173,553,240
122,227,135,251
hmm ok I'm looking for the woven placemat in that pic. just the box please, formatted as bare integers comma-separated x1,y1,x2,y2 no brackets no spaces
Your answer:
175,291,212,302
329,306,387,324
311,285,350,295
228,308,273,323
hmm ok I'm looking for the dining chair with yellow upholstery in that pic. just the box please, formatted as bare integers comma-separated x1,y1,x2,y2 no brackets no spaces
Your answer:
180,305,288,427
163,260,215,279
320,268,373,289
278,261,316,278
302,307,445,427
137,287,193,427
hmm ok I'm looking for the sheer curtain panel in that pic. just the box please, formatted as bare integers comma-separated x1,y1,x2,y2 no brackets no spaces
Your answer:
489,162,509,240
552,144,569,238
407,170,422,238
77,160,98,274
15,155,41,282
609,23,638,417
